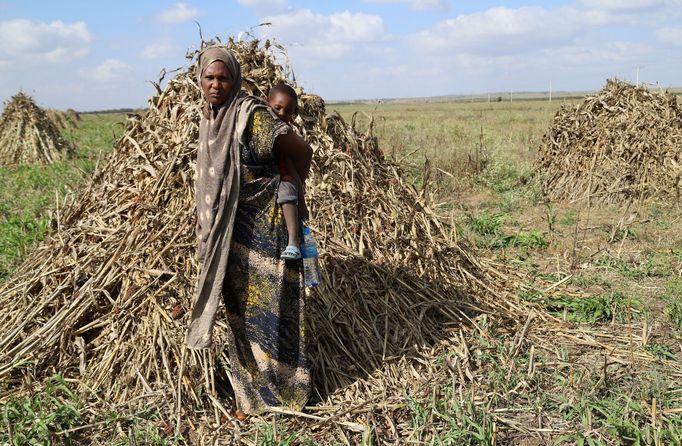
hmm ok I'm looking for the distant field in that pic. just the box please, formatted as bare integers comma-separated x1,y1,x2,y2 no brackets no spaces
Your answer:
331,99,575,192
329,85,682,105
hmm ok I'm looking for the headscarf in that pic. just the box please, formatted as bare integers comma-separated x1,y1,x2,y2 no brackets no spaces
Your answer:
186,46,262,349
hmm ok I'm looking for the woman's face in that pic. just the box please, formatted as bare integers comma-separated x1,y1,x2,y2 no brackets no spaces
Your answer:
201,61,232,106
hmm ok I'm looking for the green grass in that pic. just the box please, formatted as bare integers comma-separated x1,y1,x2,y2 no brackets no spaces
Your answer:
457,321,682,446
0,206,49,280
104,408,179,446
547,291,640,324
595,253,670,281
333,100,570,192
519,280,647,326
663,280,682,328
250,418,311,445
0,373,181,446
404,392,495,445
1,375,82,445
465,211,548,250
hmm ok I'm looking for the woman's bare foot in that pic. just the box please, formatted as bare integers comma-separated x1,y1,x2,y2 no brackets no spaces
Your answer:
233,409,248,421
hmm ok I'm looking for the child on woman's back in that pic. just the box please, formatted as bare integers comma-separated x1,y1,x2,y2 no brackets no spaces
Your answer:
267,83,307,260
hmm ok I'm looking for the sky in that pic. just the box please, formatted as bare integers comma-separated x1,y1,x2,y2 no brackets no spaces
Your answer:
1,0,681,110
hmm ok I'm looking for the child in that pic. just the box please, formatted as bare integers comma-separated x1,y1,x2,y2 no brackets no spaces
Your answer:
267,83,307,260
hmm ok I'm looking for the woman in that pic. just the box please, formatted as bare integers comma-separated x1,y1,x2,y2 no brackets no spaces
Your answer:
185,46,312,416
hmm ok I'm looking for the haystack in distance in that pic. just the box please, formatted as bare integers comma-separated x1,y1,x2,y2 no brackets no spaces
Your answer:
0,92,72,165
45,108,79,130
535,79,682,205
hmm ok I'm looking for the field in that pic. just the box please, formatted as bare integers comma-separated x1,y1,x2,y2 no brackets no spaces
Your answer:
333,99,682,444
2,99,682,444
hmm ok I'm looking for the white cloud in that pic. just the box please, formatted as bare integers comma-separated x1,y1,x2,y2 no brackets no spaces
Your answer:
0,19,91,64
539,41,652,66
415,7,575,55
156,2,199,24
141,42,175,59
89,59,132,82
656,27,682,45
262,9,386,61
571,0,682,26
411,4,666,56
406,4,660,95
576,0,667,13
363,0,448,11
237,0,286,9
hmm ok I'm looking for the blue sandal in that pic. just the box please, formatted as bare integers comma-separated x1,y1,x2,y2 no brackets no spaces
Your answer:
281,245,301,260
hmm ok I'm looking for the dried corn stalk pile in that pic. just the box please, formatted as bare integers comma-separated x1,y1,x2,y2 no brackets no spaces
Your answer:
66,108,81,123
0,38,625,442
536,79,682,205
0,92,71,165
46,108,78,130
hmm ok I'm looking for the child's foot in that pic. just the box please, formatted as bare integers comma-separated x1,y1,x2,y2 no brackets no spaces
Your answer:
281,245,301,260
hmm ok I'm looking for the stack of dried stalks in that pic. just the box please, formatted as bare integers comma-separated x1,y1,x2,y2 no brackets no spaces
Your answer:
0,92,72,165
46,108,78,130
0,41,669,443
536,79,682,205
66,108,81,123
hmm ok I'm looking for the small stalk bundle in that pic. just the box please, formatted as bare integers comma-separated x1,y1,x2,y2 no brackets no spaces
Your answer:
0,92,72,165
46,108,78,130
535,79,682,205
66,108,81,123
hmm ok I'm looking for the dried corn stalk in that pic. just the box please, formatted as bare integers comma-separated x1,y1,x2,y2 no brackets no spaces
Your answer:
0,92,72,165
536,79,682,205
45,108,78,130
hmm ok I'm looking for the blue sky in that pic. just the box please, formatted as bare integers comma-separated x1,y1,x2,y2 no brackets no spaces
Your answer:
1,0,681,110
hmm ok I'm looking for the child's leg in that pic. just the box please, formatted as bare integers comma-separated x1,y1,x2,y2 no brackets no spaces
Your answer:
277,180,300,248
281,202,299,246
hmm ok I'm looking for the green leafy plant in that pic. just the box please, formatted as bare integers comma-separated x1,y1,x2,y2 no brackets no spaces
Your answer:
1,375,82,446
547,291,639,324
560,210,578,226
663,280,682,328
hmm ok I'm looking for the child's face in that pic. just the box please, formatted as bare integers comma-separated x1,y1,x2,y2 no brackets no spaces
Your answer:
268,92,297,124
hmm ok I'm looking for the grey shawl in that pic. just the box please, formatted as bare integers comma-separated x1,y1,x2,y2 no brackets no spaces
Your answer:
186,47,262,349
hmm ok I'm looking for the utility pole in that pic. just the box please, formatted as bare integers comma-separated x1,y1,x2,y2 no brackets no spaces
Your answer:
635,65,641,86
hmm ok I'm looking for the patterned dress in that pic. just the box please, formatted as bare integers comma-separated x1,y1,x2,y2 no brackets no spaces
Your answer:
221,108,310,414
